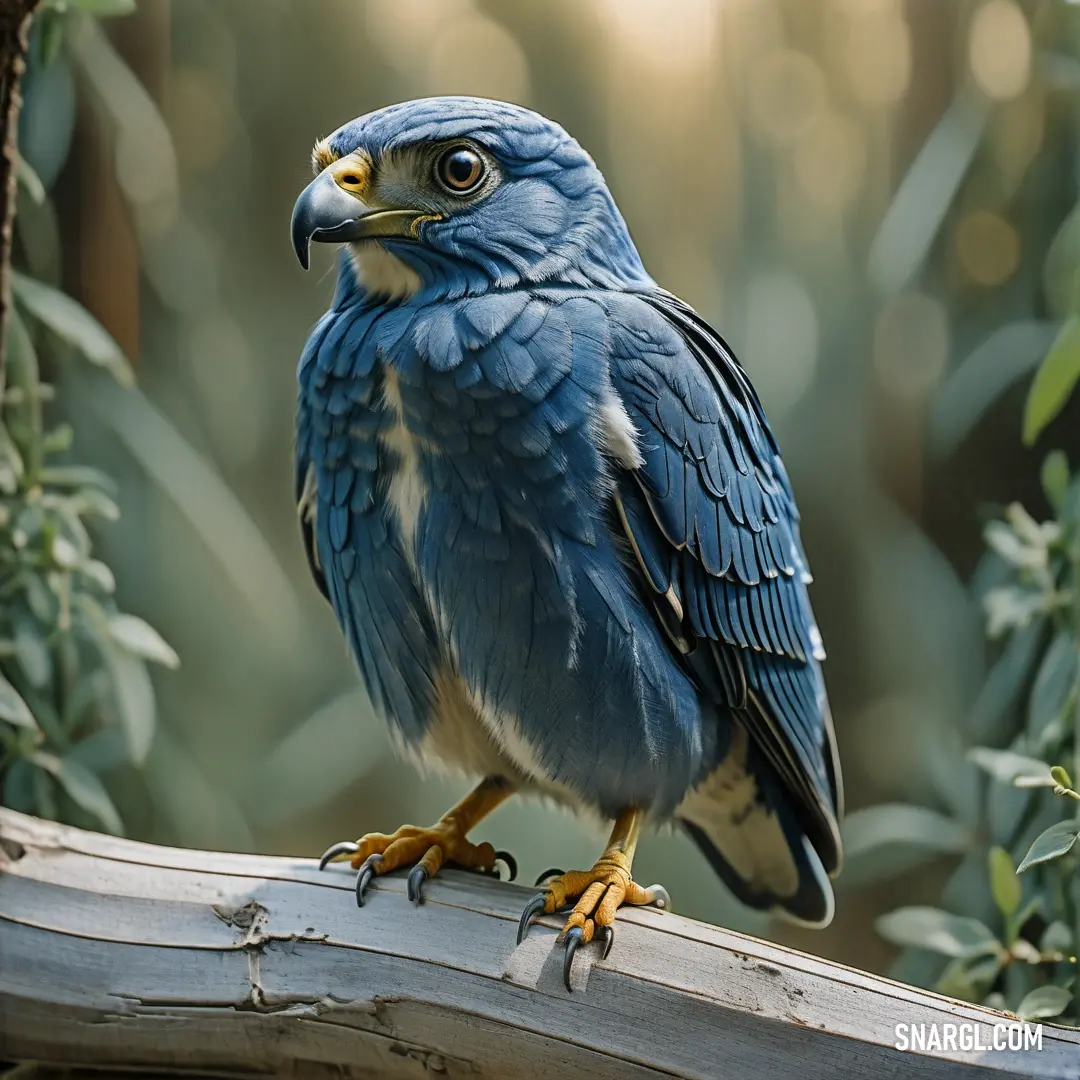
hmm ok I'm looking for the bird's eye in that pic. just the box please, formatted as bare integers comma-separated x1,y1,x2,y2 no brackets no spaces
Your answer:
436,147,485,194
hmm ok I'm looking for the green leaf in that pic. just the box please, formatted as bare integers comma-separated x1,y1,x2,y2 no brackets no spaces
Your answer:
34,752,123,834
39,10,64,67
2,758,37,812
1017,985,1072,1020
0,672,36,729
16,155,45,206
1017,820,1080,872
13,616,52,690
876,906,1001,959
1051,765,1073,788
867,87,990,295
930,321,1059,461
1023,316,1080,446
968,747,1054,787
103,645,156,764
74,0,136,14
37,465,118,494
107,614,179,669
843,804,971,861
5,310,44,479
1040,920,1072,953
1041,451,1070,512
988,846,1021,918
11,271,134,385
1028,632,1078,740
66,728,128,773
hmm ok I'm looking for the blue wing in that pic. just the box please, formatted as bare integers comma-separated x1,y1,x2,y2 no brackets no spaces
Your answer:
606,289,843,915
296,297,441,741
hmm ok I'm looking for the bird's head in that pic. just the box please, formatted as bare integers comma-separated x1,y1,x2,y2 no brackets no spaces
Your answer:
291,97,652,299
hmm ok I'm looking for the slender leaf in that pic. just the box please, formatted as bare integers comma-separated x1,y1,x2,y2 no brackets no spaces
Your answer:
2,758,37,812
1041,451,1070,513
1027,631,1078,739
988,846,1021,919
1023,316,1080,445
38,465,118,493
930,321,1059,459
968,747,1054,787
1017,820,1080,872
868,87,990,295
75,0,136,14
1040,920,1072,953
52,756,123,834
16,154,45,206
1017,986,1072,1020
11,271,133,384
78,375,304,638
0,672,36,729
843,804,971,860
103,645,156,764
876,906,1001,959
107,613,179,669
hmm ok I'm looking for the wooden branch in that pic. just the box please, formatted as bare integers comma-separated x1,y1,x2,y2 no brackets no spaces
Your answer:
0,0,37,391
0,809,1076,1079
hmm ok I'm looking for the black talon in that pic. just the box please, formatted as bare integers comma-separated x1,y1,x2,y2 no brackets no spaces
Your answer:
562,926,584,992
517,892,547,945
319,840,359,870
495,850,517,882
598,924,615,961
534,867,564,887
407,863,429,903
354,855,381,907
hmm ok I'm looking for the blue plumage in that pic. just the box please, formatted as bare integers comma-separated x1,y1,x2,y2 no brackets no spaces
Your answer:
294,97,842,929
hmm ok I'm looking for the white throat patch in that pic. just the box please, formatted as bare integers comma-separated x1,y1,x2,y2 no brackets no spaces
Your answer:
349,242,422,301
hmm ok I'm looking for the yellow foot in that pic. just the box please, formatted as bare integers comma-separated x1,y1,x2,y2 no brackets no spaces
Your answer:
319,825,516,905
318,777,517,905
516,849,670,991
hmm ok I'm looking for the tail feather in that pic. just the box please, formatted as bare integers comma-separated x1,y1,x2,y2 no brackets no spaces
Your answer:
677,721,837,927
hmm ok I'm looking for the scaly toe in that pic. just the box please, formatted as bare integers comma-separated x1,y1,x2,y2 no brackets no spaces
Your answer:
647,883,672,911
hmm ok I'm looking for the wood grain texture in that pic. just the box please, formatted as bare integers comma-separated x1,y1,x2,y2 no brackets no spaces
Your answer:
0,809,1077,1079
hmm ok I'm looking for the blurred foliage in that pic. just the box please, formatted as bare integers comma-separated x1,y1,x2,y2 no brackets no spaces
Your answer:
0,0,176,836
851,0,1080,1022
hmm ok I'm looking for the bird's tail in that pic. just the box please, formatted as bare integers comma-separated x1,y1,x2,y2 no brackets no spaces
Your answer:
676,721,837,928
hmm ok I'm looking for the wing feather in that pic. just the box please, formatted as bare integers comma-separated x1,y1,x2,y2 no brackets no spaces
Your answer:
608,289,843,874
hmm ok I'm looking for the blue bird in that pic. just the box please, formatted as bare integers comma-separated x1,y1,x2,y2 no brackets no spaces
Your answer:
291,97,843,986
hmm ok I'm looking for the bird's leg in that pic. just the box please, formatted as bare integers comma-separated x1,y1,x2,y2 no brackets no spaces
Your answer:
516,807,670,990
319,775,516,905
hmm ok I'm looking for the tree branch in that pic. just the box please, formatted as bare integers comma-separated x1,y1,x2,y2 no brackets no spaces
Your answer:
0,0,37,393
0,809,1076,1078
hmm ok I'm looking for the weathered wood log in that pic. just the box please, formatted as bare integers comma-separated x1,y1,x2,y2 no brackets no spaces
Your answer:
0,808,1077,1079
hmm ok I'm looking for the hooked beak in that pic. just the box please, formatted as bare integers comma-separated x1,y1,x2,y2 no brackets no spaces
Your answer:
290,168,437,270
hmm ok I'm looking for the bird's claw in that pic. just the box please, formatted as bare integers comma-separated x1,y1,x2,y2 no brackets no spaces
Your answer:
407,862,428,903
319,840,360,870
355,855,381,907
534,867,565,886
559,919,615,991
517,891,549,944
562,925,584,992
